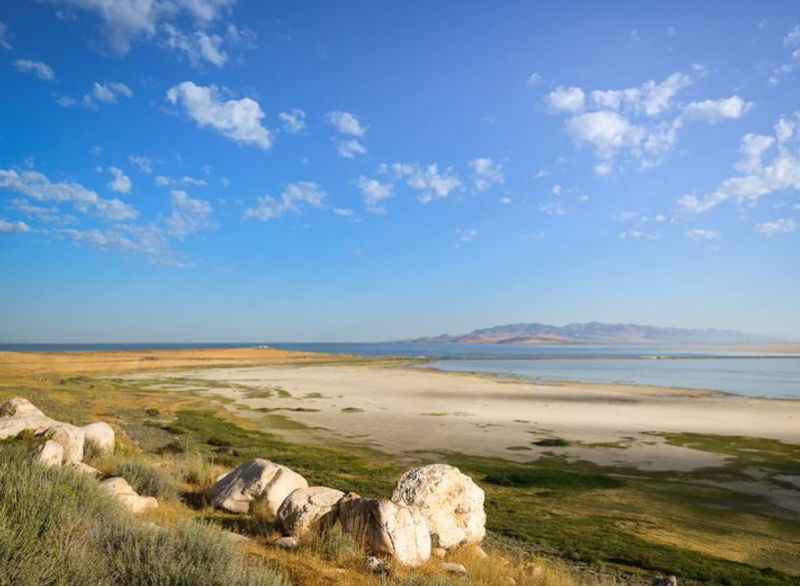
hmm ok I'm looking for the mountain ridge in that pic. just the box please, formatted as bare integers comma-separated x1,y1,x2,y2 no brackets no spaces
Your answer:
407,321,780,345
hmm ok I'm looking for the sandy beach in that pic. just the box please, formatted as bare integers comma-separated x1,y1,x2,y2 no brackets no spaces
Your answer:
125,361,800,473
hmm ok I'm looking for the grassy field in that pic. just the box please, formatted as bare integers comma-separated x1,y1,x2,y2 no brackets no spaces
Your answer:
0,349,798,585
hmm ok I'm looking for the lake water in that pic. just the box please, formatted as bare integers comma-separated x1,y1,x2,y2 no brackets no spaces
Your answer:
2,342,799,398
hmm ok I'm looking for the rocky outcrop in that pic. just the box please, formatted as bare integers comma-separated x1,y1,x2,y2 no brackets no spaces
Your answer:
83,421,115,453
100,477,158,514
277,486,345,537
391,463,485,550
37,440,64,467
210,458,308,515
338,493,431,567
44,423,85,464
0,397,54,439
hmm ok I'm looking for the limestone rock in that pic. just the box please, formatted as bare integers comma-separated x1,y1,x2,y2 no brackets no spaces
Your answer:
0,397,45,418
68,461,100,477
442,562,468,576
44,423,85,464
277,486,344,537
0,398,54,440
273,536,299,550
83,422,115,453
37,440,64,467
365,556,388,574
433,547,447,559
210,458,308,515
100,477,158,514
338,493,431,567
392,464,485,550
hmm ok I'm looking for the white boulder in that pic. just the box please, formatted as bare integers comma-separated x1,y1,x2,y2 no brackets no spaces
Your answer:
338,493,431,567
44,423,85,464
37,440,64,467
277,486,344,537
82,422,115,454
0,397,54,440
100,477,158,514
68,462,100,477
391,464,486,550
210,458,308,515
1,397,45,418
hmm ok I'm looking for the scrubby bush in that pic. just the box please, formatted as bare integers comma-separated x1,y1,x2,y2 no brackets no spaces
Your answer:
0,443,289,586
114,460,179,500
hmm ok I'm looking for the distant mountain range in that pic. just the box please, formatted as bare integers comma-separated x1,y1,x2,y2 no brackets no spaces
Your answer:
407,322,779,346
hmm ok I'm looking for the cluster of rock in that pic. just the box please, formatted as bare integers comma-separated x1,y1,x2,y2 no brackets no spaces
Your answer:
0,397,156,514
210,459,485,568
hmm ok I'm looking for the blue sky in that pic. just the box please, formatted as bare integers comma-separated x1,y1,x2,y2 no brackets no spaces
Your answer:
1,1,799,342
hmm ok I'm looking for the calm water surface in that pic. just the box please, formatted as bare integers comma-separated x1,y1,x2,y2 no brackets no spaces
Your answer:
3,342,798,398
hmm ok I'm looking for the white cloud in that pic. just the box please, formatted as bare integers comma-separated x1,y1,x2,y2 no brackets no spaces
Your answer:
619,230,660,240
785,26,800,46
57,96,77,108
327,111,367,136
0,169,138,221
128,155,153,174
161,24,227,66
333,208,353,217
155,175,207,187
456,228,478,242
59,224,185,266
243,181,326,221
336,138,367,159
107,166,132,194
539,200,566,216
500,196,512,204
469,158,504,191
579,194,590,202
594,162,613,176
166,81,272,149
682,96,752,124
532,169,550,179
755,218,796,237
392,162,462,203
546,86,585,113
0,218,31,233
590,71,697,117
0,21,12,50
166,189,213,237
686,228,720,241
551,184,562,196
91,81,133,103
566,110,644,159
527,72,542,87
279,109,306,133
775,117,796,144
14,59,55,81
357,176,393,214
679,113,800,213
9,198,77,225
42,0,236,54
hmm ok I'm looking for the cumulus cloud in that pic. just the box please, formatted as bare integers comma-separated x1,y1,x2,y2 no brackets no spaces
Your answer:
107,166,132,194
155,175,207,187
682,96,752,123
500,196,512,204
336,138,367,159
678,113,800,213
755,218,796,237
618,230,660,240
279,109,306,133
9,198,77,225
166,189,213,237
785,25,800,46
14,59,55,81
42,0,236,54
590,71,698,117
128,155,153,174
546,86,585,113
59,224,185,266
469,158,504,191
243,181,326,221
565,110,644,159
0,169,138,221
166,81,272,149
357,176,393,214
391,162,462,204
94,81,133,103
0,218,31,233
327,111,367,136
685,228,720,241
161,24,228,66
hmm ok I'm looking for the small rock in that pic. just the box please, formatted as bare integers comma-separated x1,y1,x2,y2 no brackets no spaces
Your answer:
273,536,299,550
365,556,387,574
37,440,64,466
82,422,115,453
44,423,85,464
210,458,308,515
68,461,100,477
653,577,678,586
433,547,447,559
277,486,344,537
442,562,468,577
100,477,158,514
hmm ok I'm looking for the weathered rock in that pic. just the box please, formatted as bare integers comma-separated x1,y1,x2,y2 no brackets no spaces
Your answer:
37,440,64,466
68,461,100,477
210,458,308,515
391,464,486,550
44,423,85,464
442,562,468,576
338,493,431,567
83,421,115,453
0,398,54,440
0,397,45,418
273,536,299,550
365,556,388,574
277,486,344,537
433,547,447,559
653,577,678,586
100,477,158,514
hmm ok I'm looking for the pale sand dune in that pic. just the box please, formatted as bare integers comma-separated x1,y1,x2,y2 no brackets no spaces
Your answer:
126,363,800,472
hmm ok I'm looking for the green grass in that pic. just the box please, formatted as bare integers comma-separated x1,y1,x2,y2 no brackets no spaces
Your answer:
0,442,288,586
532,438,571,448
